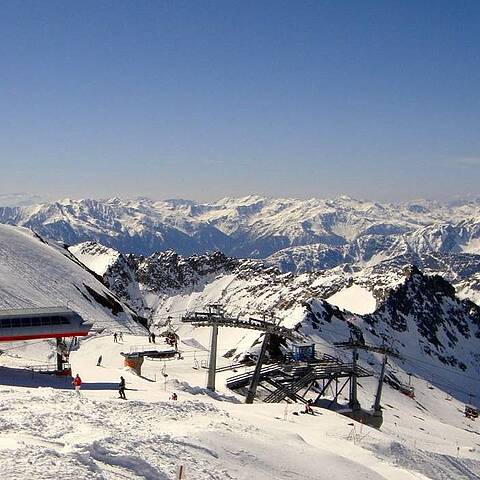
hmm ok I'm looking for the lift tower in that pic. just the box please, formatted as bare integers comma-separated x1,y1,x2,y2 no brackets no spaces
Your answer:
182,305,298,399
334,339,399,415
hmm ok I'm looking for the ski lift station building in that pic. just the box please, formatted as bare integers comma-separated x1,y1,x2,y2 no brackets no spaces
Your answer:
0,307,92,342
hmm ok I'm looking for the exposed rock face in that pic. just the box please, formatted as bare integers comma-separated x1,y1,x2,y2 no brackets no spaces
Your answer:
363,266,480,369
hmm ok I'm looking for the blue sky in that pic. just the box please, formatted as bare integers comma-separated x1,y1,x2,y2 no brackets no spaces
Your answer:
0,1,479,202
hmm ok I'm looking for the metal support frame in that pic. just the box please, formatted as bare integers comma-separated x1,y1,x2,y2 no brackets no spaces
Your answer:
373,354,388,413
314,376,335,401
206,323,219,391
327,377,350,408
183,305,298,392
245,333,270,404
334,339,399,413
302,379,317,399
349,347,360,410
56,337,63,372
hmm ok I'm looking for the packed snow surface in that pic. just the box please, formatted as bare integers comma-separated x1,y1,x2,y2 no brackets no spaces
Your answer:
0,333,479,479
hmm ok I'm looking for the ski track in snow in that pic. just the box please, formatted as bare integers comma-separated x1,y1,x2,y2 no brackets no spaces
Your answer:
0,389,229,480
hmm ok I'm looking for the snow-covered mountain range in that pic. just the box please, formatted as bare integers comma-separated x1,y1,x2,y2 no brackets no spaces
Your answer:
2,195,480,299
1,195,479,263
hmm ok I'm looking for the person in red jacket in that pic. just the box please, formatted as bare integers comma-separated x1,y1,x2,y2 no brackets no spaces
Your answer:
72,374,82,396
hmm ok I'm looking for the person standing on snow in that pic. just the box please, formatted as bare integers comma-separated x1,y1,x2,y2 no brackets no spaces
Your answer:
113,332,118,343
97,355,102,367
119,332,124,342
304,399,314,415
118,376,127,399
72,374,82,396
151,332,156,344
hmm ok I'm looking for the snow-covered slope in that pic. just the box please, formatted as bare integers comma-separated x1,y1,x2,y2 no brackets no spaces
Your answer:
72,246,480,405
69,241,121,276
0,224,144,333
326,284,377,314
0,331,478,479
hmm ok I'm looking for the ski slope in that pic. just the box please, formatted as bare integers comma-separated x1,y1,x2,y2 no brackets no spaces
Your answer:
0,333,478,479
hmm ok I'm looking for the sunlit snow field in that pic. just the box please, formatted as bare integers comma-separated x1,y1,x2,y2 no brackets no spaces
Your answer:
0,332,478,479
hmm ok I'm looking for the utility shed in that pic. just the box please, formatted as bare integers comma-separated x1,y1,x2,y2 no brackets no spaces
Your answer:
291,343,315,362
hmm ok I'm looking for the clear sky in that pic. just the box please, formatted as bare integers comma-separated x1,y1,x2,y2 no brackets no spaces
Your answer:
1,1,479,202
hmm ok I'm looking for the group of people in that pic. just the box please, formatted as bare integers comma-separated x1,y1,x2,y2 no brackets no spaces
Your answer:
72,373,127,399
72,373,178,402
148,330,179,350
71,328,184,402
113,332,124,343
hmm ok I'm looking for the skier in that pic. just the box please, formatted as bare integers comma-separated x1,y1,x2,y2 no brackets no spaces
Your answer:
170,392,178,401
148,332,152,343
72,374,82,396
113,332,118,343
151,332,156,344
304,399,314,415
97,355,102,367
119,332,124,342
118,376,127,399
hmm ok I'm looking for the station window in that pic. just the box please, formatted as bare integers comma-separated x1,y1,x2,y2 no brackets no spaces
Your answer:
0,314,73,328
